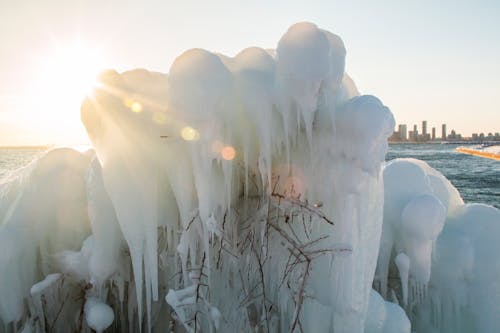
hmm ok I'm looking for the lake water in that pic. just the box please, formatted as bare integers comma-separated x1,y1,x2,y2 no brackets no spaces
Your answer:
386,143,499,208
0,147,48,180
1,144,499,208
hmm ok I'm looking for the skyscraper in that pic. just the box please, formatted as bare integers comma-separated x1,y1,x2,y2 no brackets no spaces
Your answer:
422,121,427,136
398,124,407,140
442,124,447,140
432,127,436,140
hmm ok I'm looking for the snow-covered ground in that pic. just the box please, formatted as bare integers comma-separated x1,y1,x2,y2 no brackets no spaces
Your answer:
0,22,499,333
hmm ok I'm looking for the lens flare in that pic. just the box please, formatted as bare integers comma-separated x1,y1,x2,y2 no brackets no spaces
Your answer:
131,102,143,113
124,98,143,113
181,126,200,141
221,146,236,160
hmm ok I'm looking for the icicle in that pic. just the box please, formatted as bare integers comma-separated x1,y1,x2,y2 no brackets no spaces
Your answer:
394,253,410,307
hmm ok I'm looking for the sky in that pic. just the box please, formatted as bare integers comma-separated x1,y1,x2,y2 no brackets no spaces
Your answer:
0,0,499,145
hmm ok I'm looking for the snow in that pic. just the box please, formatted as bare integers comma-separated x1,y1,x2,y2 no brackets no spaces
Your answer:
0,21,499,333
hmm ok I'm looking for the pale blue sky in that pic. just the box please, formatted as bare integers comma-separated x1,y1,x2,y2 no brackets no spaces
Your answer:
1,0,499,144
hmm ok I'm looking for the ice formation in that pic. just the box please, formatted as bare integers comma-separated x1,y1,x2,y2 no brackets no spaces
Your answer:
365,289,411,333
85,297,115,333
375,158,500,333
375,158,461,300
0,21,498,333
30,274,61,297
394,253,409,307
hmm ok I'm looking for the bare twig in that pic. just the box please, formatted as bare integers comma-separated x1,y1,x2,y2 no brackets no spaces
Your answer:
271,191,334,225
290,260,310,333
77,283,92,333
185,211,200,231
251,239,270,333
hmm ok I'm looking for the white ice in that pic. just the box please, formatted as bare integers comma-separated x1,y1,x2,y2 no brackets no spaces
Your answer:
85,297,115,333
30,273,61,297
377,158,500,333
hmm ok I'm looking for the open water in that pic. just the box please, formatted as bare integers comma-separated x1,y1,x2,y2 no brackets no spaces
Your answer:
0,144,499,208
386,143,499,208
0,147,48,180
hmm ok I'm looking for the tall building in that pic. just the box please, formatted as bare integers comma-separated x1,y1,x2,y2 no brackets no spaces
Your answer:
441,124,447,140
398,124,407,140
432,127,436,140
411,125,418,141
422,121,427,136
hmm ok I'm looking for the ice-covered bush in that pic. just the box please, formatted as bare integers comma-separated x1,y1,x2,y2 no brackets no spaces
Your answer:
0,22,399,333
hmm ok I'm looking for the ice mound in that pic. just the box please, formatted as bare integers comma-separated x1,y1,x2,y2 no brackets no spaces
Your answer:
376,158,461,298
415,203,500,333
376,158,500,333
0,148,91,322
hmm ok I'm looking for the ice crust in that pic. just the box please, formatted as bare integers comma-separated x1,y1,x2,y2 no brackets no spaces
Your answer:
0,21,498,333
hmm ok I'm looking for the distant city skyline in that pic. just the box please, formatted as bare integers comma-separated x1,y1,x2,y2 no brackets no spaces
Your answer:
391,120,500,142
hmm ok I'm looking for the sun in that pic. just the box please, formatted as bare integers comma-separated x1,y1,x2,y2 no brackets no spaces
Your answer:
30,42,108,143
35,42,107,119
37,43,106,104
